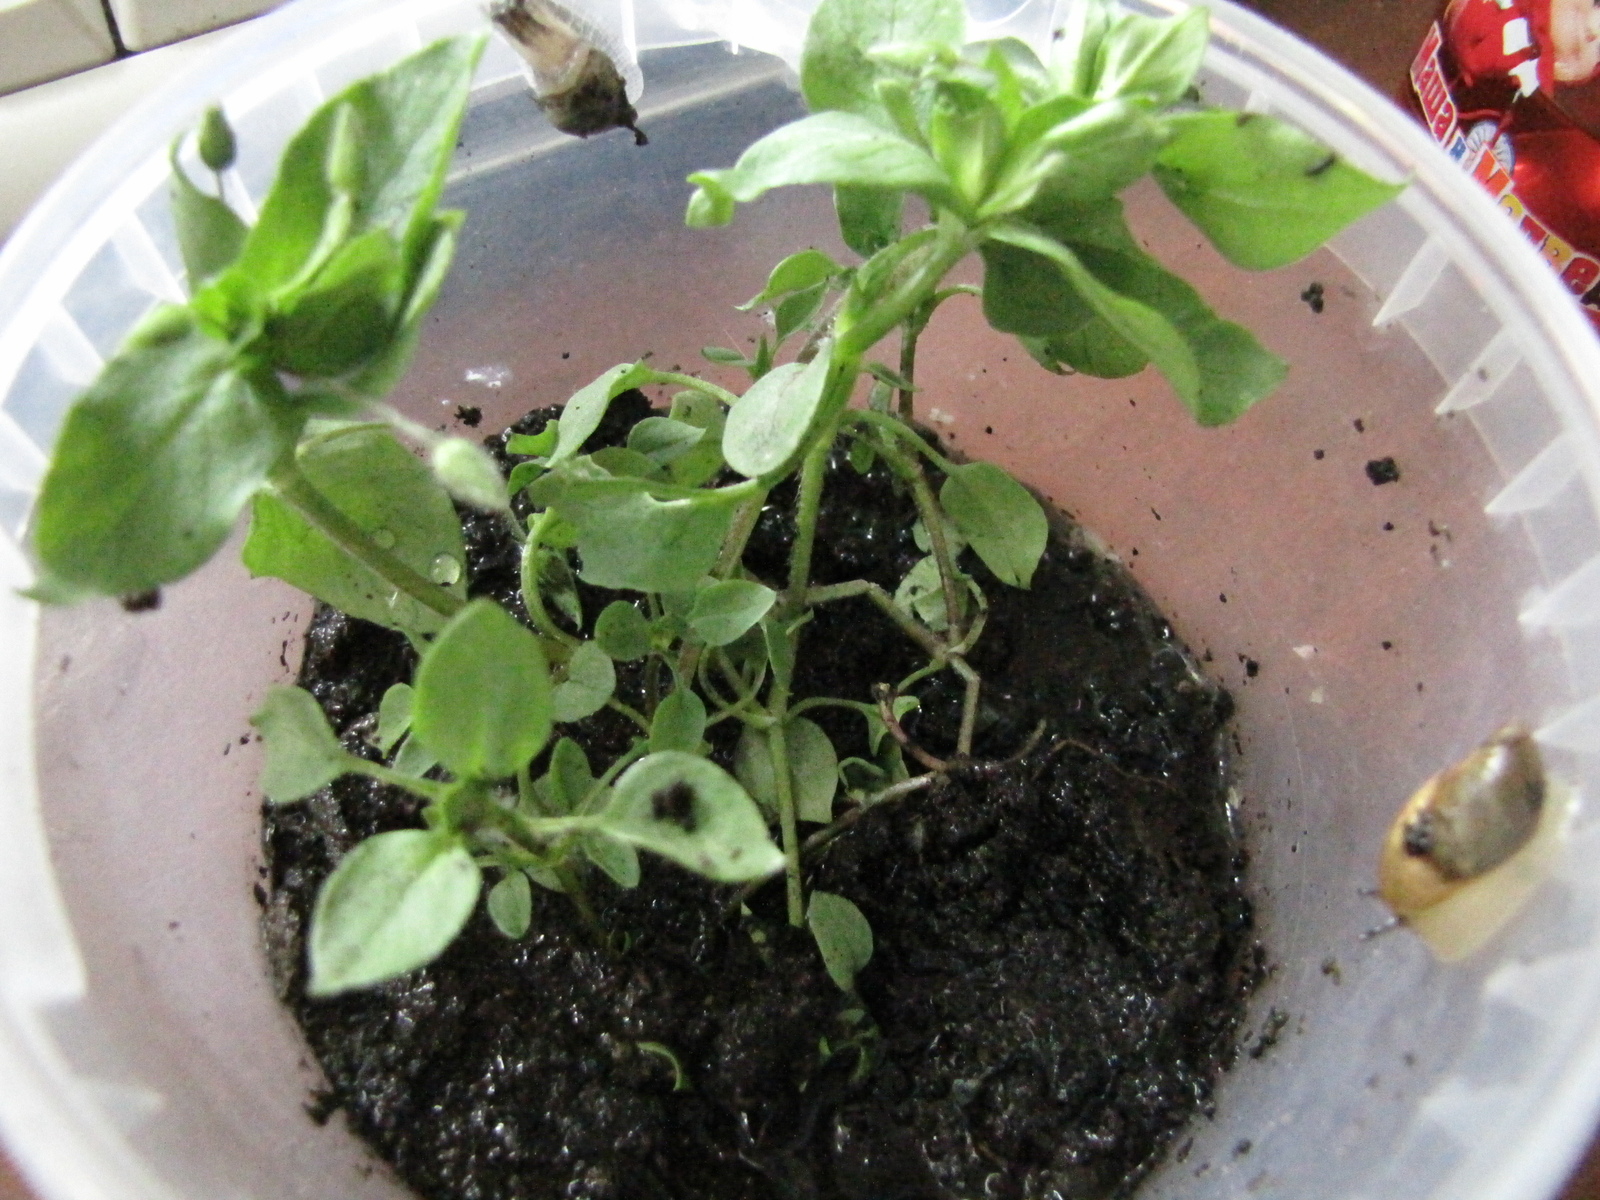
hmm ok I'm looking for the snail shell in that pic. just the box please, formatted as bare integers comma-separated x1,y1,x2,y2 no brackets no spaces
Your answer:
1379,726,1544,920
488,0,647,144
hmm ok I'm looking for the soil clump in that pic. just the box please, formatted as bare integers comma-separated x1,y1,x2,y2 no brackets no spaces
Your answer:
261,396,1257,1200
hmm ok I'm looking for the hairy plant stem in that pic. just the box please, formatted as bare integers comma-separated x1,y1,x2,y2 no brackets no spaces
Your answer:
678,487,770,683
767,707,805,927
269,459,464,620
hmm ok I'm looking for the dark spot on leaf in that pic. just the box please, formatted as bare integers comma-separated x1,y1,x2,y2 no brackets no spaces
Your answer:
455,405,483,427
651,781,698,832
1305,153,1337,178
120,588,161,613
1236,112,1256,126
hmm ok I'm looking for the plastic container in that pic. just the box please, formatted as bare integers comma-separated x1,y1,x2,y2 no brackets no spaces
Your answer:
2,2,1600,1199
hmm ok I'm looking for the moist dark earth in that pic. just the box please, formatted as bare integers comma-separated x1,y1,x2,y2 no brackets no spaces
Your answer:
261,394,1258,1200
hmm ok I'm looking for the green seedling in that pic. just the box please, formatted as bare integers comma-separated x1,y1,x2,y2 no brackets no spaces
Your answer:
27,0,1400,995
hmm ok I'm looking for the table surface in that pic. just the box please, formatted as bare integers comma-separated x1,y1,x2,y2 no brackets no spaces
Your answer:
1,1,1598,1198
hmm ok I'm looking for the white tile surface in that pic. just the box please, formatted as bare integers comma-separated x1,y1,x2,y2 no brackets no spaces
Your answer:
106,0,280,51
0,26,238,247
0,0,115,96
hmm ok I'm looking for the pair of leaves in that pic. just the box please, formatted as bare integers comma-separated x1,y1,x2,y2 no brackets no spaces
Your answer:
254,598,554,803
735,717,839,824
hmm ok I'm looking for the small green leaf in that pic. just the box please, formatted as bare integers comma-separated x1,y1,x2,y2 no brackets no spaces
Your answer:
552,642,616,722
589,446,664,481
723,345,834,480
686,114,953,225
546,736,594,813
244,423,466,639
734,725,779,818
552,362,654,464
34,311,295,599
688,579,778,646
376,683,415,755
650,687,708,754
580,833,641,888
864,694,918,755
251,685,349,803
894,554,959,631
308,829,481,995
787,717,839,824
701,345,748,365
431,437,510,512
521,543,582,631
1093,5,1208,104
800,0,966,119
940,462,1047,588
835,185,902,257
508,461,546,495
169,143,246,284
739,248,840,310
806,890,874,992
412,599,552,779
597,752,784,882
774,284,829,342
1154,111,1404,270
595,601,653,661
628,417,705,465
392,731,439,778
507,426,558,457
487,870,533,938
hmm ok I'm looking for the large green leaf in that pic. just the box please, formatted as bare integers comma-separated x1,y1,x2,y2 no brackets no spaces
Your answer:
723,346,835,480
687,114,953,226
308,829,481,995
800,0,966,118
987,222,1198,400
32,309,295,598
412,599,553,779
251,685,349,803
243,423,465,638
1154,111,1404,270
534,468,740,593
596,751,784,882
940,462,1048,588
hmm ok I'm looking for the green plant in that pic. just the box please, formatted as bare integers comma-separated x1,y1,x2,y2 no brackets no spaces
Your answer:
25,0,1399,996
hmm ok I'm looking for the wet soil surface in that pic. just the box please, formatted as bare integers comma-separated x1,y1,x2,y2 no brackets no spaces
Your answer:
261,395,1256,1200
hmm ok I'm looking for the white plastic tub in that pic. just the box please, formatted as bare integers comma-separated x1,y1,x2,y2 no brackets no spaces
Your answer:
2,2,1600,1199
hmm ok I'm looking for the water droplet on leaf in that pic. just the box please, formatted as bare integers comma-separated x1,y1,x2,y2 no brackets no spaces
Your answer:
429,554,462,586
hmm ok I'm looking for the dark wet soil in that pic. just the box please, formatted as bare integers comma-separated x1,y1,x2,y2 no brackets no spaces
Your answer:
261,396,1256,1200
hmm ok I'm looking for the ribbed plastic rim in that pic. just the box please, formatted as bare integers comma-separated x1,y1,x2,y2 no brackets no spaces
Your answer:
1,4,1598,1200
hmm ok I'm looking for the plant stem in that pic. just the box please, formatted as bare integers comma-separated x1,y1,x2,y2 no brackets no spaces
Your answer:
345,759,449,803
269,460,464,621
766,710,805,926
519,512,581,648
678,487,769,682
606,697,652,734
803,579,947,660
780,424,836,621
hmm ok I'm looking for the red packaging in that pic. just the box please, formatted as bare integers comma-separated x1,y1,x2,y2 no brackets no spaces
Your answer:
1407,0,1600,327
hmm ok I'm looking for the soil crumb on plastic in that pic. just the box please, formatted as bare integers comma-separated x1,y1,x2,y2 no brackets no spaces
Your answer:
1300,281,1325,313
263,405,1257,1200
1365,457,1400,485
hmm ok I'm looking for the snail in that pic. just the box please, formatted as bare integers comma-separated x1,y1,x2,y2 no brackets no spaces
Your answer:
488,0,648,145
1379,725,1564,961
